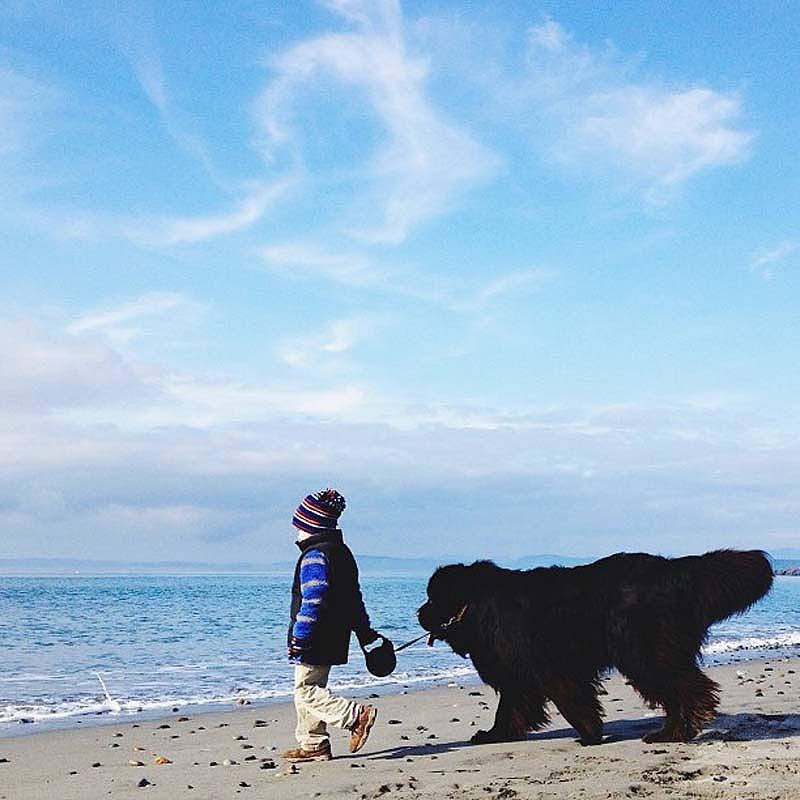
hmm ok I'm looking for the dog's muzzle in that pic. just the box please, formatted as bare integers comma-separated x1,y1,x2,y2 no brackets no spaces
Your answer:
417,602,468,647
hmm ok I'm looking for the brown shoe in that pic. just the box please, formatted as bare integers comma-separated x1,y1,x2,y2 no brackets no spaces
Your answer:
349,705,377,753
282,741,332,762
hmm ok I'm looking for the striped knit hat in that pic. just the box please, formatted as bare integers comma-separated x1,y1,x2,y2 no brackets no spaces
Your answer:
292,488,346,535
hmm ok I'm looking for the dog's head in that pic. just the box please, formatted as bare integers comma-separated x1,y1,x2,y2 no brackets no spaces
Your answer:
417,560,498,654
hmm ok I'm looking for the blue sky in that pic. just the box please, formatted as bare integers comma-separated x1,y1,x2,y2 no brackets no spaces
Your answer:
1,0,799,564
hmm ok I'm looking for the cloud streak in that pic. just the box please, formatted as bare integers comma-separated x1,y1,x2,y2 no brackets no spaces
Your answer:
749,240,798,279
255,0,497,244
522,21,753,198
277,315,380,369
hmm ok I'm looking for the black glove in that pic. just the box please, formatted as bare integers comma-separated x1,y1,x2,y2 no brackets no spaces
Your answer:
357,628,381,649
288,636,310,662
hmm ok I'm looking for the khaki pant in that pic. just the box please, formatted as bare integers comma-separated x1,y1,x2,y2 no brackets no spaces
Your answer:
293,663,362,749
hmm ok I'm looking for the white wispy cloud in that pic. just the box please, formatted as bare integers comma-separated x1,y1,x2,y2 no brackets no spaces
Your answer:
41,179,294,246
0,65,60,156
67,292,204,345
260,241,378,285
255,0,497,244
159,374,368,425
749,240,798,279
262,238,557,310
522,20,753,198
123,180,294,246
452,268,558,312
277,315,380,369
102,1,222,182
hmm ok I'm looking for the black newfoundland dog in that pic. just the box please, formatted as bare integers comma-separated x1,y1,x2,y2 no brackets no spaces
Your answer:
418,550,772,745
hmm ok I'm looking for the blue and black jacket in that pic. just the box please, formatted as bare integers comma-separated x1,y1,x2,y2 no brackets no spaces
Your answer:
288,530,373,665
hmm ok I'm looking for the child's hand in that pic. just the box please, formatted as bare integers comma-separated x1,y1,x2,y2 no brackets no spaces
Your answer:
288,637,308,661
357,627,380,648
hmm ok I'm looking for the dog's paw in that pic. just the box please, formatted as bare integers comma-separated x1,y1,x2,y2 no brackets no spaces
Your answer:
470,728,498,745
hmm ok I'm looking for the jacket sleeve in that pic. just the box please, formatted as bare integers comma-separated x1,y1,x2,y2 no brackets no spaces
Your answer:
291,549,329,642
351,582,375,646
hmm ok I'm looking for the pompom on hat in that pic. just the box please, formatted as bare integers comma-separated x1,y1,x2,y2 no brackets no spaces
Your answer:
292,488,346,534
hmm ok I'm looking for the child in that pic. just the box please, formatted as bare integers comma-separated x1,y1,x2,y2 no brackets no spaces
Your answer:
283,488,380,762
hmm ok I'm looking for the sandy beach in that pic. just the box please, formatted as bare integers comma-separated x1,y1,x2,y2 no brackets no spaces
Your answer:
2,656,798,800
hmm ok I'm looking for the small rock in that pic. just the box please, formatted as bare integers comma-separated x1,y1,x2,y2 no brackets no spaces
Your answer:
388,719,403,725
129,761,145,767
289,764,299,774
236,698,250,706
223,759,237,766
154,756,171,765
260,760,276,770
244,755,258,762
233,735,247,741
113,732,124,738
137,778,151,788
253,720,269,728
178,717,190,722
109,743,120,748
91,762,102,768
239,781,251,787
468,691,482,696
450,718,460,723
209,761,218,767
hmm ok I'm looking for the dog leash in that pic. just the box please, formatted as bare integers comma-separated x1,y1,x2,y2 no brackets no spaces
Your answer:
392,604,469,653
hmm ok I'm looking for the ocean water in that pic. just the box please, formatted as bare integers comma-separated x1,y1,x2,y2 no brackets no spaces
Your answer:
1,574,799,737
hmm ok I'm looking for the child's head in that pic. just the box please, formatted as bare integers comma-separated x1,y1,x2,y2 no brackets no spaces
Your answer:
292,488,346,538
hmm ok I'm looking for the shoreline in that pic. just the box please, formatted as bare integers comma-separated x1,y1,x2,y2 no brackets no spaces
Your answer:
2,647,797,741
2,654,799,799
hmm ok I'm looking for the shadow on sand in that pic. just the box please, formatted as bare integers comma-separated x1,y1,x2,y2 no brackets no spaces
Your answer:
361,712,800,760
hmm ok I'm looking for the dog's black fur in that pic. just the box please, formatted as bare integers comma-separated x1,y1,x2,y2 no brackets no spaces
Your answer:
418,550,772,745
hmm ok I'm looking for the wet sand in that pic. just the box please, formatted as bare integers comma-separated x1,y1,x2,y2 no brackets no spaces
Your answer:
2,656,799,799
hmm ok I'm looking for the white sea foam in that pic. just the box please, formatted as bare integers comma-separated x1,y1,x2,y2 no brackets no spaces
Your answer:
0,665,477,730
703,632,800,655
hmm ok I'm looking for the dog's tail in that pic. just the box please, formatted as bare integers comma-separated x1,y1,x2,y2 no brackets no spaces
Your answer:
689,549,773,627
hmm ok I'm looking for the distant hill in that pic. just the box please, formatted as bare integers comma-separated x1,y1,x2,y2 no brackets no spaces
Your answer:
0,557,275,576
0,553,589,577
